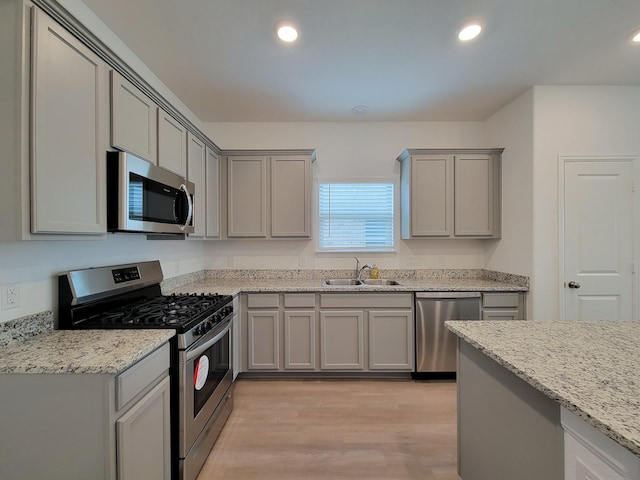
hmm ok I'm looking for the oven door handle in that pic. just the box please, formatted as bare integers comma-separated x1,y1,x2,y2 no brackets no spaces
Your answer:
186,319,232,362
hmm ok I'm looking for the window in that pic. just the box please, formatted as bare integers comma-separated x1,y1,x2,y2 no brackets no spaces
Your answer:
319,182,394,252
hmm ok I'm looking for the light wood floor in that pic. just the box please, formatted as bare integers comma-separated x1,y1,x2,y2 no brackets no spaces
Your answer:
196,378,460,480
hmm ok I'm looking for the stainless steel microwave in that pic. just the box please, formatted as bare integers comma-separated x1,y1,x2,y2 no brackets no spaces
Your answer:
107,151,195,234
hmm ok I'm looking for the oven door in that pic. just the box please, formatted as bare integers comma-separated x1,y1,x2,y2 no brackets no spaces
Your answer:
179,316,233,457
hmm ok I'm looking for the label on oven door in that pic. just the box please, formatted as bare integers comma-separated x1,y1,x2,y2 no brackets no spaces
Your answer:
194,355,209,391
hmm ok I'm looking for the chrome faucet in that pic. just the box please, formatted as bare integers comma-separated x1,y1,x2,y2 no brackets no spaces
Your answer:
354,257,373,281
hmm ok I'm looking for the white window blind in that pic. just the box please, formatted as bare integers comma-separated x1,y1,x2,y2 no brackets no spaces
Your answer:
319,183,394,252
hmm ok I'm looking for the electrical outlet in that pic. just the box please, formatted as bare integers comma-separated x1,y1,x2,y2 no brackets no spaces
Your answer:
438,256,447,267
2,284,20,310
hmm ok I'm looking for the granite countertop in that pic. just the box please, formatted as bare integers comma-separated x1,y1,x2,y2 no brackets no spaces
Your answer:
0,329,175,374
446,320,640,457
167,277,526,296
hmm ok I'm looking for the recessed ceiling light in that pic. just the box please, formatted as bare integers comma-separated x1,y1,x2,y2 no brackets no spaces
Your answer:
458,24,482,42
275,21,298,43
632,29,640,43
351,105,369,115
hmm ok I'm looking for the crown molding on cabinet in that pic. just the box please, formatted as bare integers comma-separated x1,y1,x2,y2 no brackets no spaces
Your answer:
32,0,222,156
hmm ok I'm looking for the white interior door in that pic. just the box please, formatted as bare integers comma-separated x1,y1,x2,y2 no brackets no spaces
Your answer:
561,157,636,321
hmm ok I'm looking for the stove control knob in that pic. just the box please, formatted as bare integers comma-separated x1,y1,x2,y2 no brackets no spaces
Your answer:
194,325,202,336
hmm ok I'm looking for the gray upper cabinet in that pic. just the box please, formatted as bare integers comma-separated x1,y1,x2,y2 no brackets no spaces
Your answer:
30,8,108,235
271,155,312,237
398,149,503,239
454,154,498,236
205,147,221,239
188,137,221,240
226,151,315,239
1,3,109,239
227,155,268,237
187,133,206,238
401,154,454,237
110,70,158,163
157,108,187,176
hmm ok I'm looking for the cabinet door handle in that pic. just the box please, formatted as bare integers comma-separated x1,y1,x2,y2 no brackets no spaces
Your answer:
567,281,581,289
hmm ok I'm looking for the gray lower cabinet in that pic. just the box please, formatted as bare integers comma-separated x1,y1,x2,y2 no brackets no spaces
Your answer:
117,376,171,480
0,343,171,480
284,310,317,369
368,310,414,370
482,292,526,320
247,309,281,369
319,293,414,372
242,292,413,373
319,310,365,369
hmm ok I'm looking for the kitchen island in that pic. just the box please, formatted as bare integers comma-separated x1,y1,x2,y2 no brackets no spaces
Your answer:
447,320,640,480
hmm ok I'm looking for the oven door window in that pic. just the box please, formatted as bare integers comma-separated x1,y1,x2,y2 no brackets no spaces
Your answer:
193,331,230,417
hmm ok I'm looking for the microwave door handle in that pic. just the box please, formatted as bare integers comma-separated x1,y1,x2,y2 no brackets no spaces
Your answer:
179,183,193,231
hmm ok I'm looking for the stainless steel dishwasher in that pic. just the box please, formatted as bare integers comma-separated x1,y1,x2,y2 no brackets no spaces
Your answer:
414,292,481,376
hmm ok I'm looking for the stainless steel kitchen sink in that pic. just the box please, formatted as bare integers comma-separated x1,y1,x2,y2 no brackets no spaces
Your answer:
361,279,401,285
323,279,363,286
322,278,402,286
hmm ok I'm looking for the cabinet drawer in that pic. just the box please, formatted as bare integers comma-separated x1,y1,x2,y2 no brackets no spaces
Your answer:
482,309,520,321
116,343,170,410
247,294,280,308
482,293,519,308
320,293,413,309
284,293,316,308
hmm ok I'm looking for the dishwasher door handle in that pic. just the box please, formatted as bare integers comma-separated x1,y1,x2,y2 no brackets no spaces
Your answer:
415,292,481,299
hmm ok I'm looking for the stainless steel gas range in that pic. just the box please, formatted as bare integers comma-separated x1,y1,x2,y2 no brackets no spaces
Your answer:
58,260,234,480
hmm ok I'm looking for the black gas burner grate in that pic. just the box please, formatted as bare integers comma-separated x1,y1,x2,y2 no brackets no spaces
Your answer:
86,293,228,327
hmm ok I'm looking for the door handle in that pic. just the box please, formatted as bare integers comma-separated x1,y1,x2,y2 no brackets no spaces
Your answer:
568,281,581,289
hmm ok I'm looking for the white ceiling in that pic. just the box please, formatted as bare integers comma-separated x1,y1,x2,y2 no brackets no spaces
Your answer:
81,0,640,122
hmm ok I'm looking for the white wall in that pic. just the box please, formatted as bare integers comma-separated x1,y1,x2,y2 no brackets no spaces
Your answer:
531,86,640,320
203,121,491,270
0,236,204,323
483,89,535,278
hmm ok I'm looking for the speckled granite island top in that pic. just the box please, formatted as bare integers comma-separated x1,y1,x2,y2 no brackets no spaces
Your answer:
0,329,175,374
446,320,640,457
